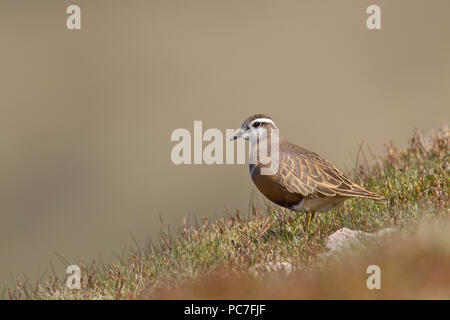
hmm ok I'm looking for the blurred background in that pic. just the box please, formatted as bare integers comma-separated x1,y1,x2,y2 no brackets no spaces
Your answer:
0,0,449,284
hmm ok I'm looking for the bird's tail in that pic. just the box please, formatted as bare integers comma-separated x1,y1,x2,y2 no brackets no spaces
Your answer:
337,184,387,203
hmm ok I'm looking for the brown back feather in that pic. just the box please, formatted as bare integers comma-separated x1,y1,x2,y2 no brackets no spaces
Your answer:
278,139,385,201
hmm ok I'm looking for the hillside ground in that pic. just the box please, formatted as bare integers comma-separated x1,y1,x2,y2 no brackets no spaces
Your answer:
7,125,449,299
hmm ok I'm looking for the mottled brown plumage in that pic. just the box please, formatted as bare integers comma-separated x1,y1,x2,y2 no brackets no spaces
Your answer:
251,138,385,213
233,114,385,218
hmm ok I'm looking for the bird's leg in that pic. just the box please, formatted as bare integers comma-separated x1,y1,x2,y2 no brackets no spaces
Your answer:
304,212,316,234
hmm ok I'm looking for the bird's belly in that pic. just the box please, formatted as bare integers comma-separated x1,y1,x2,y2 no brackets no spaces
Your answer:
251,170,304,209
251,165,347,213
293,197,347,213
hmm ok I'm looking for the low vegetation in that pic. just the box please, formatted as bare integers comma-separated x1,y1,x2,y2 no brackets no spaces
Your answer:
7,125,449,299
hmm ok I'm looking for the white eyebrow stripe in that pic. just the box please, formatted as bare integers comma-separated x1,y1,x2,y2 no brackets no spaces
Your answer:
250,118,277,128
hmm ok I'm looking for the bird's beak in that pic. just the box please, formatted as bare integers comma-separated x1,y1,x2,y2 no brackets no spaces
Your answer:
230,128,244,141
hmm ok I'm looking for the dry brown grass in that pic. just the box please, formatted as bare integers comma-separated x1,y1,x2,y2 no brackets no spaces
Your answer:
147,219,450,299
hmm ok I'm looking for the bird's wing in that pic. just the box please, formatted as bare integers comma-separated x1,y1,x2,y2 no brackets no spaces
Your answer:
278,144,384,201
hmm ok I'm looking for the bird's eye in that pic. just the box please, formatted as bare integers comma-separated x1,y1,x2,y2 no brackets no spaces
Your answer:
252,121,260,128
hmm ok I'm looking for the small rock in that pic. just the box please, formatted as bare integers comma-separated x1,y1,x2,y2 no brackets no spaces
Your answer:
326,228,374,252
326,227,396,253
375,227,395,237
249,261,294,278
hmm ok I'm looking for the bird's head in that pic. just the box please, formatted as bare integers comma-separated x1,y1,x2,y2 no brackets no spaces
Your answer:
231,114,278,141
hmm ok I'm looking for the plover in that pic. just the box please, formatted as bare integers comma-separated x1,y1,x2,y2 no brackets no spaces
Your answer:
232,114,385,231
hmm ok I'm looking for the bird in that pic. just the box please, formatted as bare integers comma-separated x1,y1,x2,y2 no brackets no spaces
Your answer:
231,114,385,232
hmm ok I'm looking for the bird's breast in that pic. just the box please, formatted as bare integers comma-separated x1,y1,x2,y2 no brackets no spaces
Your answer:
250,164,304,209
